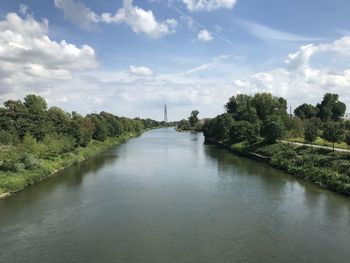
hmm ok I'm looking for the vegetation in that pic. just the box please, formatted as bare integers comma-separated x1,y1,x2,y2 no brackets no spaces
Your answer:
0,94,161,196
203,92,350,196
177,110,203,131
304,122,318,146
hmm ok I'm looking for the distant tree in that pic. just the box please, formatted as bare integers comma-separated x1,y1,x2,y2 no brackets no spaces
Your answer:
321,122,344,151
225,94,258,122
308,117,323,129
316,93,346,121
229,121,259,144
294,103,317,119
188,110,199,127
261,116,286,143
304,123,318,146
285,118,303,137
177,119,191,130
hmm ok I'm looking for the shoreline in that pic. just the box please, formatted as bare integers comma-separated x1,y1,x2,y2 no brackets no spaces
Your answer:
204,137,350,197
0,131,145,200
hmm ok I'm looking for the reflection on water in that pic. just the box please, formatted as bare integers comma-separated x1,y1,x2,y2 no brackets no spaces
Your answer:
0,128,350,263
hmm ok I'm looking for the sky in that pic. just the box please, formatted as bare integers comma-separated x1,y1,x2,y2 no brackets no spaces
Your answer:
0,0,350,121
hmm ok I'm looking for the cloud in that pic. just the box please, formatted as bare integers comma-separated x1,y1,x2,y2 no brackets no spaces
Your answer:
241,20,323,42
182,0,237,12
0,12,97,96
231,36,350,108
55,0,177,37
171,6,234,46
129,66,154,76
197,29,214,42
19,4,29,15
54,0,99,30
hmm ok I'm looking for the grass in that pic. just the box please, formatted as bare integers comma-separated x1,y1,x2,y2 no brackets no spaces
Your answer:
0,132,139,197
286,136,350,150
239,141,350,196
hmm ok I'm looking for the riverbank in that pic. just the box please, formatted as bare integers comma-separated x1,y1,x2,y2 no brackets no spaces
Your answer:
0,132,142,199
205,137,350,196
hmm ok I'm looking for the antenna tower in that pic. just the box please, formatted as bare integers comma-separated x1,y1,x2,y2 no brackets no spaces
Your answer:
164,104,168,123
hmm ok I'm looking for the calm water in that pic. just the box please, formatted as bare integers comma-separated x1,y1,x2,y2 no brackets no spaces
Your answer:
1,128,350,263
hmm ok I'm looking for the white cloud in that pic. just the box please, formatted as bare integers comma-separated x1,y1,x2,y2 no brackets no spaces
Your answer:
55,0,177,38
197,29,214,42
129,66,154,76
183,0,237,12
54,0,99,30
241,20,323,42
0,12,97,95
231,36,350,108
19,4,29,15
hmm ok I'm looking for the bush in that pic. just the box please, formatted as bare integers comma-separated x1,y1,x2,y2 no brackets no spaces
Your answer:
231,142,248,154
23,154,41,170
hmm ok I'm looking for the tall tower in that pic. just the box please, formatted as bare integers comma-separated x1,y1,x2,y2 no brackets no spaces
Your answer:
164,104,168,123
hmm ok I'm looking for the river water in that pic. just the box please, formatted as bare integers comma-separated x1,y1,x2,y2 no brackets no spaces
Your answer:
0,128,350,263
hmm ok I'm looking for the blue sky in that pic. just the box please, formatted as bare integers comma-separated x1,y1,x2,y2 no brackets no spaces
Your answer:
0,0,350,120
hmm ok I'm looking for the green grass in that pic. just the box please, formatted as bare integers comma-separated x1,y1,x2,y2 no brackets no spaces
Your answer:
246,142,350,195
0,132,139,197
286,136,350,150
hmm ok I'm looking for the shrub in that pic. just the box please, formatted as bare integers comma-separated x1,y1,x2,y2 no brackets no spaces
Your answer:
23,154,41,170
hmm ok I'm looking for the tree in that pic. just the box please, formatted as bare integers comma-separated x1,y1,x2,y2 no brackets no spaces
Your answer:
294,103,317,119
177,119,191,130
252,93,287,121
321,122,344,151
316,93,346,121
225,94,258,122
229,121,259,144
188,110,199,127
203,114,234,141
304,123,318,146
23,94,47,113
261,116,286,143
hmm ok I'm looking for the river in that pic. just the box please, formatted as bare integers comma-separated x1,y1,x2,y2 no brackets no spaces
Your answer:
0,128,350,263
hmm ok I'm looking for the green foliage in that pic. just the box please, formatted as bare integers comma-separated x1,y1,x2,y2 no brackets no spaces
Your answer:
205,91,350,196
203,114,234,141
225,94,258,122
346,133,350,146
0,130,14,145
225,93,288,124
260,116,286,143
23,154,41,170
229,121,259,144
188,110,199,127
316,93,346,121
0,94,160,176
230,142,248,154
177,119,191,130
321,122,344,150
294,103,317,119
304,122,318,145
285,118,303,138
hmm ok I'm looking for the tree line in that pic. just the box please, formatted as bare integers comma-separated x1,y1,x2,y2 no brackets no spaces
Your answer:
202,92,349,150
0,94,161,172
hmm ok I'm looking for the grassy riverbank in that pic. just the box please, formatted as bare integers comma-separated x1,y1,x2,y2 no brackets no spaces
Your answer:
0,132,139,198
209,139,350,196
286,136,350,150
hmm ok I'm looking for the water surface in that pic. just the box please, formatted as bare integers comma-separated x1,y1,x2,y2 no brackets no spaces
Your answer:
1,128,350,263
